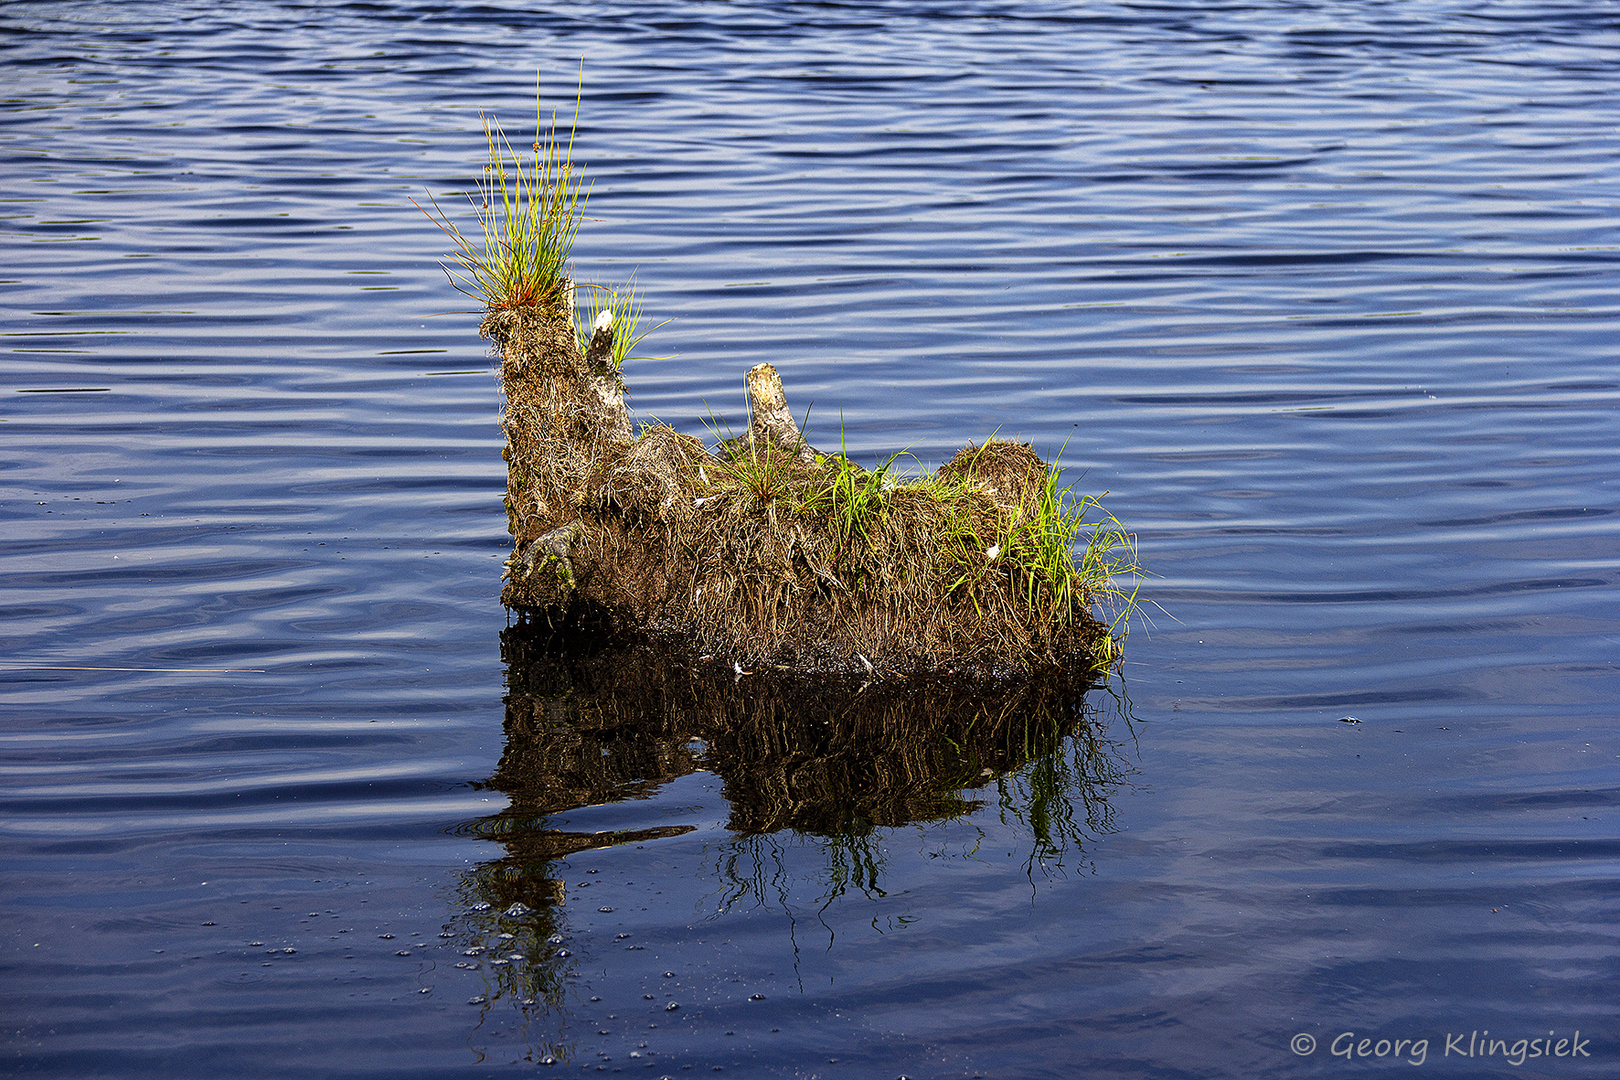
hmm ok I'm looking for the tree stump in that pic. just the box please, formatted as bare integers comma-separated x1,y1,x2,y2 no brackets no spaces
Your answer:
486,283,1112,677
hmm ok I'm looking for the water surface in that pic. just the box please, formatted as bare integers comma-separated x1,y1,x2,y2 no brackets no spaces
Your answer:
3,1,1618,1076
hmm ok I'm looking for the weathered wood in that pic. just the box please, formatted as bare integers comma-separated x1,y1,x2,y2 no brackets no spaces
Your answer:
585,310,633,445
745,362,816,464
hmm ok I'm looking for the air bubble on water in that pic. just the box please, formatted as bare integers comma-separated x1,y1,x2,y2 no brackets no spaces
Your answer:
663,972,675,978
547,935,565,945
616,934,630,940
555,949,570,957
666,1002,680,1011
379,934,394,939
499,932,515,940
521,997,535,1006
504,902,531,917
439,931,454,938
507,953,524,961
248,942,264,947
463,948,483,956
750,994,765,1001
468,996,486,1005
396,950,411,956
644,995,654,1000
598,906,614,913
282,948,296,954
490,959,509,966
470,902,491,912
418,987,431,994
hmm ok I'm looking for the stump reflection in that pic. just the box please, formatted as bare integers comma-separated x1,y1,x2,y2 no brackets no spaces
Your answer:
470,612,1129,898
446,613,1131,1059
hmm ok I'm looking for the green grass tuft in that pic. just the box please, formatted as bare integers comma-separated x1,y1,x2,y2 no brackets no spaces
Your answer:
575,276,671,370
416,75,589,311
792,421,918,551
706,439,799,504
1072,491,1147,661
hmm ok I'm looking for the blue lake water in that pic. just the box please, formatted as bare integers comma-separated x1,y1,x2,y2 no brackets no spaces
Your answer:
2,1,1618,1076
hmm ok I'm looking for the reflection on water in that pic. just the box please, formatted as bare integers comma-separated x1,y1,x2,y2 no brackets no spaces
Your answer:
450,613,1132,1057
441,889,571,1065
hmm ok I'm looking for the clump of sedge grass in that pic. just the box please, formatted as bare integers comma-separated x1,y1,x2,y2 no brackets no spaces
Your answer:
699,407,805,505
707,438,800,504
935,446,1144,667
1071,492,1146,663
792,423,917,552
575,277,671,371
1019,475,1142,628
416,77,588,311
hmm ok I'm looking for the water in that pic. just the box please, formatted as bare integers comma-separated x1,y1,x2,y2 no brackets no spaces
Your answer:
3,1,1618,1075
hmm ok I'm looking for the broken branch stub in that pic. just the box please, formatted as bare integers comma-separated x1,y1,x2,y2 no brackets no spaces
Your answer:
745,362,816,465
584,309,614,370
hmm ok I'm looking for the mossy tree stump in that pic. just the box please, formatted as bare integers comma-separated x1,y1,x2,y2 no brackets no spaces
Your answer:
487,283,1111,676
